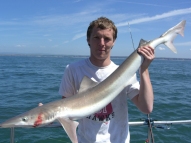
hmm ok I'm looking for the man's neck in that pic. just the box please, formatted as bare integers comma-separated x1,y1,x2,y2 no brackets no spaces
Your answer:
89,57,111,67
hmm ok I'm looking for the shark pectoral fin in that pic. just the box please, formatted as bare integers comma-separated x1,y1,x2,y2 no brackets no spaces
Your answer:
164,41,177,53
78,76,98,93
57,117,79,143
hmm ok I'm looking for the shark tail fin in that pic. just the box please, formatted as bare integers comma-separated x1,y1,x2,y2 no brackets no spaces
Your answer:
161,20,186,53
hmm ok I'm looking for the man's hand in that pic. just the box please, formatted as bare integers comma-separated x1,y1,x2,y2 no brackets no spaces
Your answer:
138,46,155,72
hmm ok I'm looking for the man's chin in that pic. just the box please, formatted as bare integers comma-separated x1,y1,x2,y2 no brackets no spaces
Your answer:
96,55,108,60
96,53,110,59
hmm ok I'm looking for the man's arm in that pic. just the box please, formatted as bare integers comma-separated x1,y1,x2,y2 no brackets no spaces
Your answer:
131,46,155,114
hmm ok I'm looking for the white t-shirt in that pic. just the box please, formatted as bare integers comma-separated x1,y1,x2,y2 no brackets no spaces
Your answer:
59,58,140,143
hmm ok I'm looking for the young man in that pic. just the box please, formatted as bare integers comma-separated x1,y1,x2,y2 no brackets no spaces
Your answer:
59,17,154,143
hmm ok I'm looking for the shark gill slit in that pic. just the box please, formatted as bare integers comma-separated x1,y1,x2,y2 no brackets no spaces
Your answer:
33,113,43,127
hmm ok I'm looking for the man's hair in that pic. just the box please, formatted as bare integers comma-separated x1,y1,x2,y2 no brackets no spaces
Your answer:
87,17,117,41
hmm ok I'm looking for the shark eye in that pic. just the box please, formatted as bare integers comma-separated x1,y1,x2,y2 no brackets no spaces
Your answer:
22,117,28,122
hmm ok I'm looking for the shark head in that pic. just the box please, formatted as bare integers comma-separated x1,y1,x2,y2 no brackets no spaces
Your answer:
0,106,53,128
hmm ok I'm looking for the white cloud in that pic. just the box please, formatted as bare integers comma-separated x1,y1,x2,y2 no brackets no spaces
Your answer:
63,41,69,44
111,1,174,8
16,45,25,48
72,33,86,40
31,12,96,27
116,7,191,27
52,45,59,48
175,41,191,46
158,47,165,50
73,0,82,3
43,34,50,37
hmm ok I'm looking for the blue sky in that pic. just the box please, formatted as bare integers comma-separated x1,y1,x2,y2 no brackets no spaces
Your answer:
0,0,191,58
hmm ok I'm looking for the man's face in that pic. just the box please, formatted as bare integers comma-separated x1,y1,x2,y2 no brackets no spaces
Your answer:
87,27,115,61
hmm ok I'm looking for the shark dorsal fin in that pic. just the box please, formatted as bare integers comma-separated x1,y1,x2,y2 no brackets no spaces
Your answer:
139,39,148,47
78,76,98,93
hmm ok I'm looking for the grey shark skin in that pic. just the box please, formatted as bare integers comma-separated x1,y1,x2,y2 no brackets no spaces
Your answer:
0,20,186,143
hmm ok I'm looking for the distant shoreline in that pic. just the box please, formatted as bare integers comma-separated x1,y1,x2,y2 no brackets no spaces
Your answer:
0,54,190,61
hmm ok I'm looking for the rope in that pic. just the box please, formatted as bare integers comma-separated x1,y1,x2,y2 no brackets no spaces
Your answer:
147,114,155,143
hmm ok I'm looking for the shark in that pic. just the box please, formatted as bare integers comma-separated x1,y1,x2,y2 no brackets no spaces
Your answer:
0,20,186,143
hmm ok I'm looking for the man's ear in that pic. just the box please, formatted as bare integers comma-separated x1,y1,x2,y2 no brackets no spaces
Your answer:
87,38,90,47
111,40,115,49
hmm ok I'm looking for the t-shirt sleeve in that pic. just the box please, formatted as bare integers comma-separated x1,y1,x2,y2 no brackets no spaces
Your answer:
126,73,140,100
58,65,77,97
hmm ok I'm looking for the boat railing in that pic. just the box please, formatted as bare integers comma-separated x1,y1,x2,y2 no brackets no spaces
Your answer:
7,119,191,143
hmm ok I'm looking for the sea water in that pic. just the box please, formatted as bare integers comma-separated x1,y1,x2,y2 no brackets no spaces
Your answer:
0,55,190,143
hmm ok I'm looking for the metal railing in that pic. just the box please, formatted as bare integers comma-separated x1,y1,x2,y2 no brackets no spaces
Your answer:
8,119,191,143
